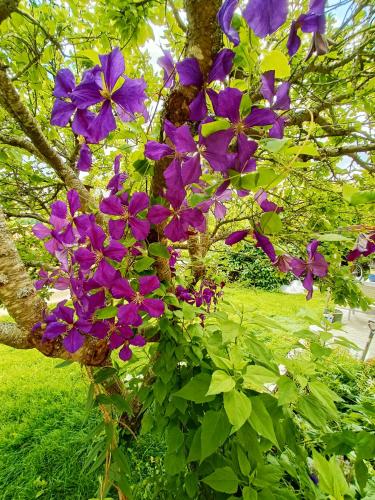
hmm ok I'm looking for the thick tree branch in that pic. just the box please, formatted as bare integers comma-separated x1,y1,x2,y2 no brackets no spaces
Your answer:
0,132,43,158
0,0,19,24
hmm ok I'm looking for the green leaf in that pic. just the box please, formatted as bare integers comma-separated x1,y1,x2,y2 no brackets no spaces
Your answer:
277,376,299,405
166,424,184,453
133,158,153,176
173,373,215,403
148,242,170,258
224,390,252,431
93,367,117,384
220,319,244,344
206,370,235,395
343,184,357,202
243,365,278,390
260,212,282,235
201,466,239,494
260,50,291,79
237,445,251,476
313,451,350,499
355,459,368,492
288,142,319,156
240,167,280,191
201,410,231,461
95,305,118,319
134,256,155,272
201,119,230,137
262,138,289,153
55,360,74,368
350,190,375,206
315,233,352,242
248,397,278,446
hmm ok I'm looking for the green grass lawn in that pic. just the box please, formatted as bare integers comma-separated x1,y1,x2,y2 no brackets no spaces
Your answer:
0,287,327,499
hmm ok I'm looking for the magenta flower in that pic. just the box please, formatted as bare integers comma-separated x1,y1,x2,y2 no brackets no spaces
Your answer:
287,0,327,58
347,233,375,261
198,187,232,220
100,192,150,241
254,190,283,213
253,231,277,263
77,143,92,172
225,230,250,246
289,240,328,299
176,49,235,120
148,191,206,242
158,50,176,88
112,275,164,326
43,302,87,353
70,47,148,142
218,0,240,46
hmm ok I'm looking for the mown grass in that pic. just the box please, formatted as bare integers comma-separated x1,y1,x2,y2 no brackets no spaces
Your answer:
0,287,328,499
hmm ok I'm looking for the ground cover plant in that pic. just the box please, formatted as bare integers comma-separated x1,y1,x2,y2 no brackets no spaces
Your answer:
0,0,374,498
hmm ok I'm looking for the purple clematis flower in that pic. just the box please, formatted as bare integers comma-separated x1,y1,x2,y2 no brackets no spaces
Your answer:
107,154,128,195
71,47,148,142
347,233,375,261
43,302,86,353
243,0,288,39
100,191,150,241
261,71,291,111
225,229,250,246
254,189,283,213
217,0,240,46
287,0,327,58
176,49,235,121
34,269,70,291
158,50,176,88
148,191,206,242
198,187,232,220
253,231,277,263
112,275,164,326
289,240,328,299
74,222,126,271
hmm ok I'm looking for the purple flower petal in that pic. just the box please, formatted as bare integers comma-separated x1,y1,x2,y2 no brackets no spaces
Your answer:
112,77,148,122
88,100,117,143
145,141,173,160
129,217,150,241
261,71,276,104
309,0,325,15
181,155,202,186
269,116,285,139
129,192,149,216
51,99,76,127
311,253,328,277
111,277,134,300
74,247,96,269
253,231,277,262
72,109,96,139
77,143,92,172
51,200,67,220
165,120,197,153
243,0,288,38
287,21,301,57
94,260,118,288
109,219,127,240
307,239,319,259
208,48,235,83
100,195,124,216
158,50,175,88
141,298,165,317
189,90,208,122
71,81,103,109
274,82,291,110
299,13,326,34
218,0,240,46
130,334,146,347
99,47,125,93
67,190,81,216
176,58,203,87
148,205,171,225
33,223,51,240
290,258,307,277
118,303,142,326
209,87,242,124
164,216,187,242
139,275,160,295
119,345,133,361
87,223,106,251
244,107,277,127
225,230,249,245
104,240,127,262
63,329,85,353
44,321,67,340
53,69,75,98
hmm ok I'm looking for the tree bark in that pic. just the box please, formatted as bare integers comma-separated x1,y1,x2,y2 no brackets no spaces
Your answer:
0,0,19,24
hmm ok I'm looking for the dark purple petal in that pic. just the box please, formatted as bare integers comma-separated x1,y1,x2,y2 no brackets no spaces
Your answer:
243,0,288,38
274,82,291,110
118,303,142,326
99,47,124,92
109,219,127,240
74,247,96,269
181,155,202,186
213,202,227,220
189,90,207,122
74,214,95,238
311,253,328,277
165,120,197,153
164,216,187,242
103,240,127,262
299,13,325,34
44,321,67,340
148,205,171,225
130,334,146,347
63,329,85,353
94,260,118,288
225,230,249,245
129,192,149,216
67,190,80,216
71,81,103,109
164,160,186,205
303,271,314,299
307,239,319,259
290,258,307,277
210,87,242,124
255,190,282,213
181,207,205,230
51,99,76,127
87,223,106,251
158,50,175,88
145,141,173,160
77,143,92,172
72,109,96,139
201,129,234,172
51,200,67,220
129,217,150,241
88,101,117,143
218,0,240,46
111,277,134,300
53,69,75,98
139,275,160,295
269,116,285,139
254,231,277,262
309,0,325,15
287,21,301,57
261,71,275,104
33,223,51,240
56,304,75,324
90,321,110,340
141,298,165,317
244,107,277,127
112,77,148,122
100,195,124,216
176,58,203,87
119,345,133,361
208,48,235,83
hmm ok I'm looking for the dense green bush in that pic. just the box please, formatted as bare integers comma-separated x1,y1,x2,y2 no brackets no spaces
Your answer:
217,243,293,291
